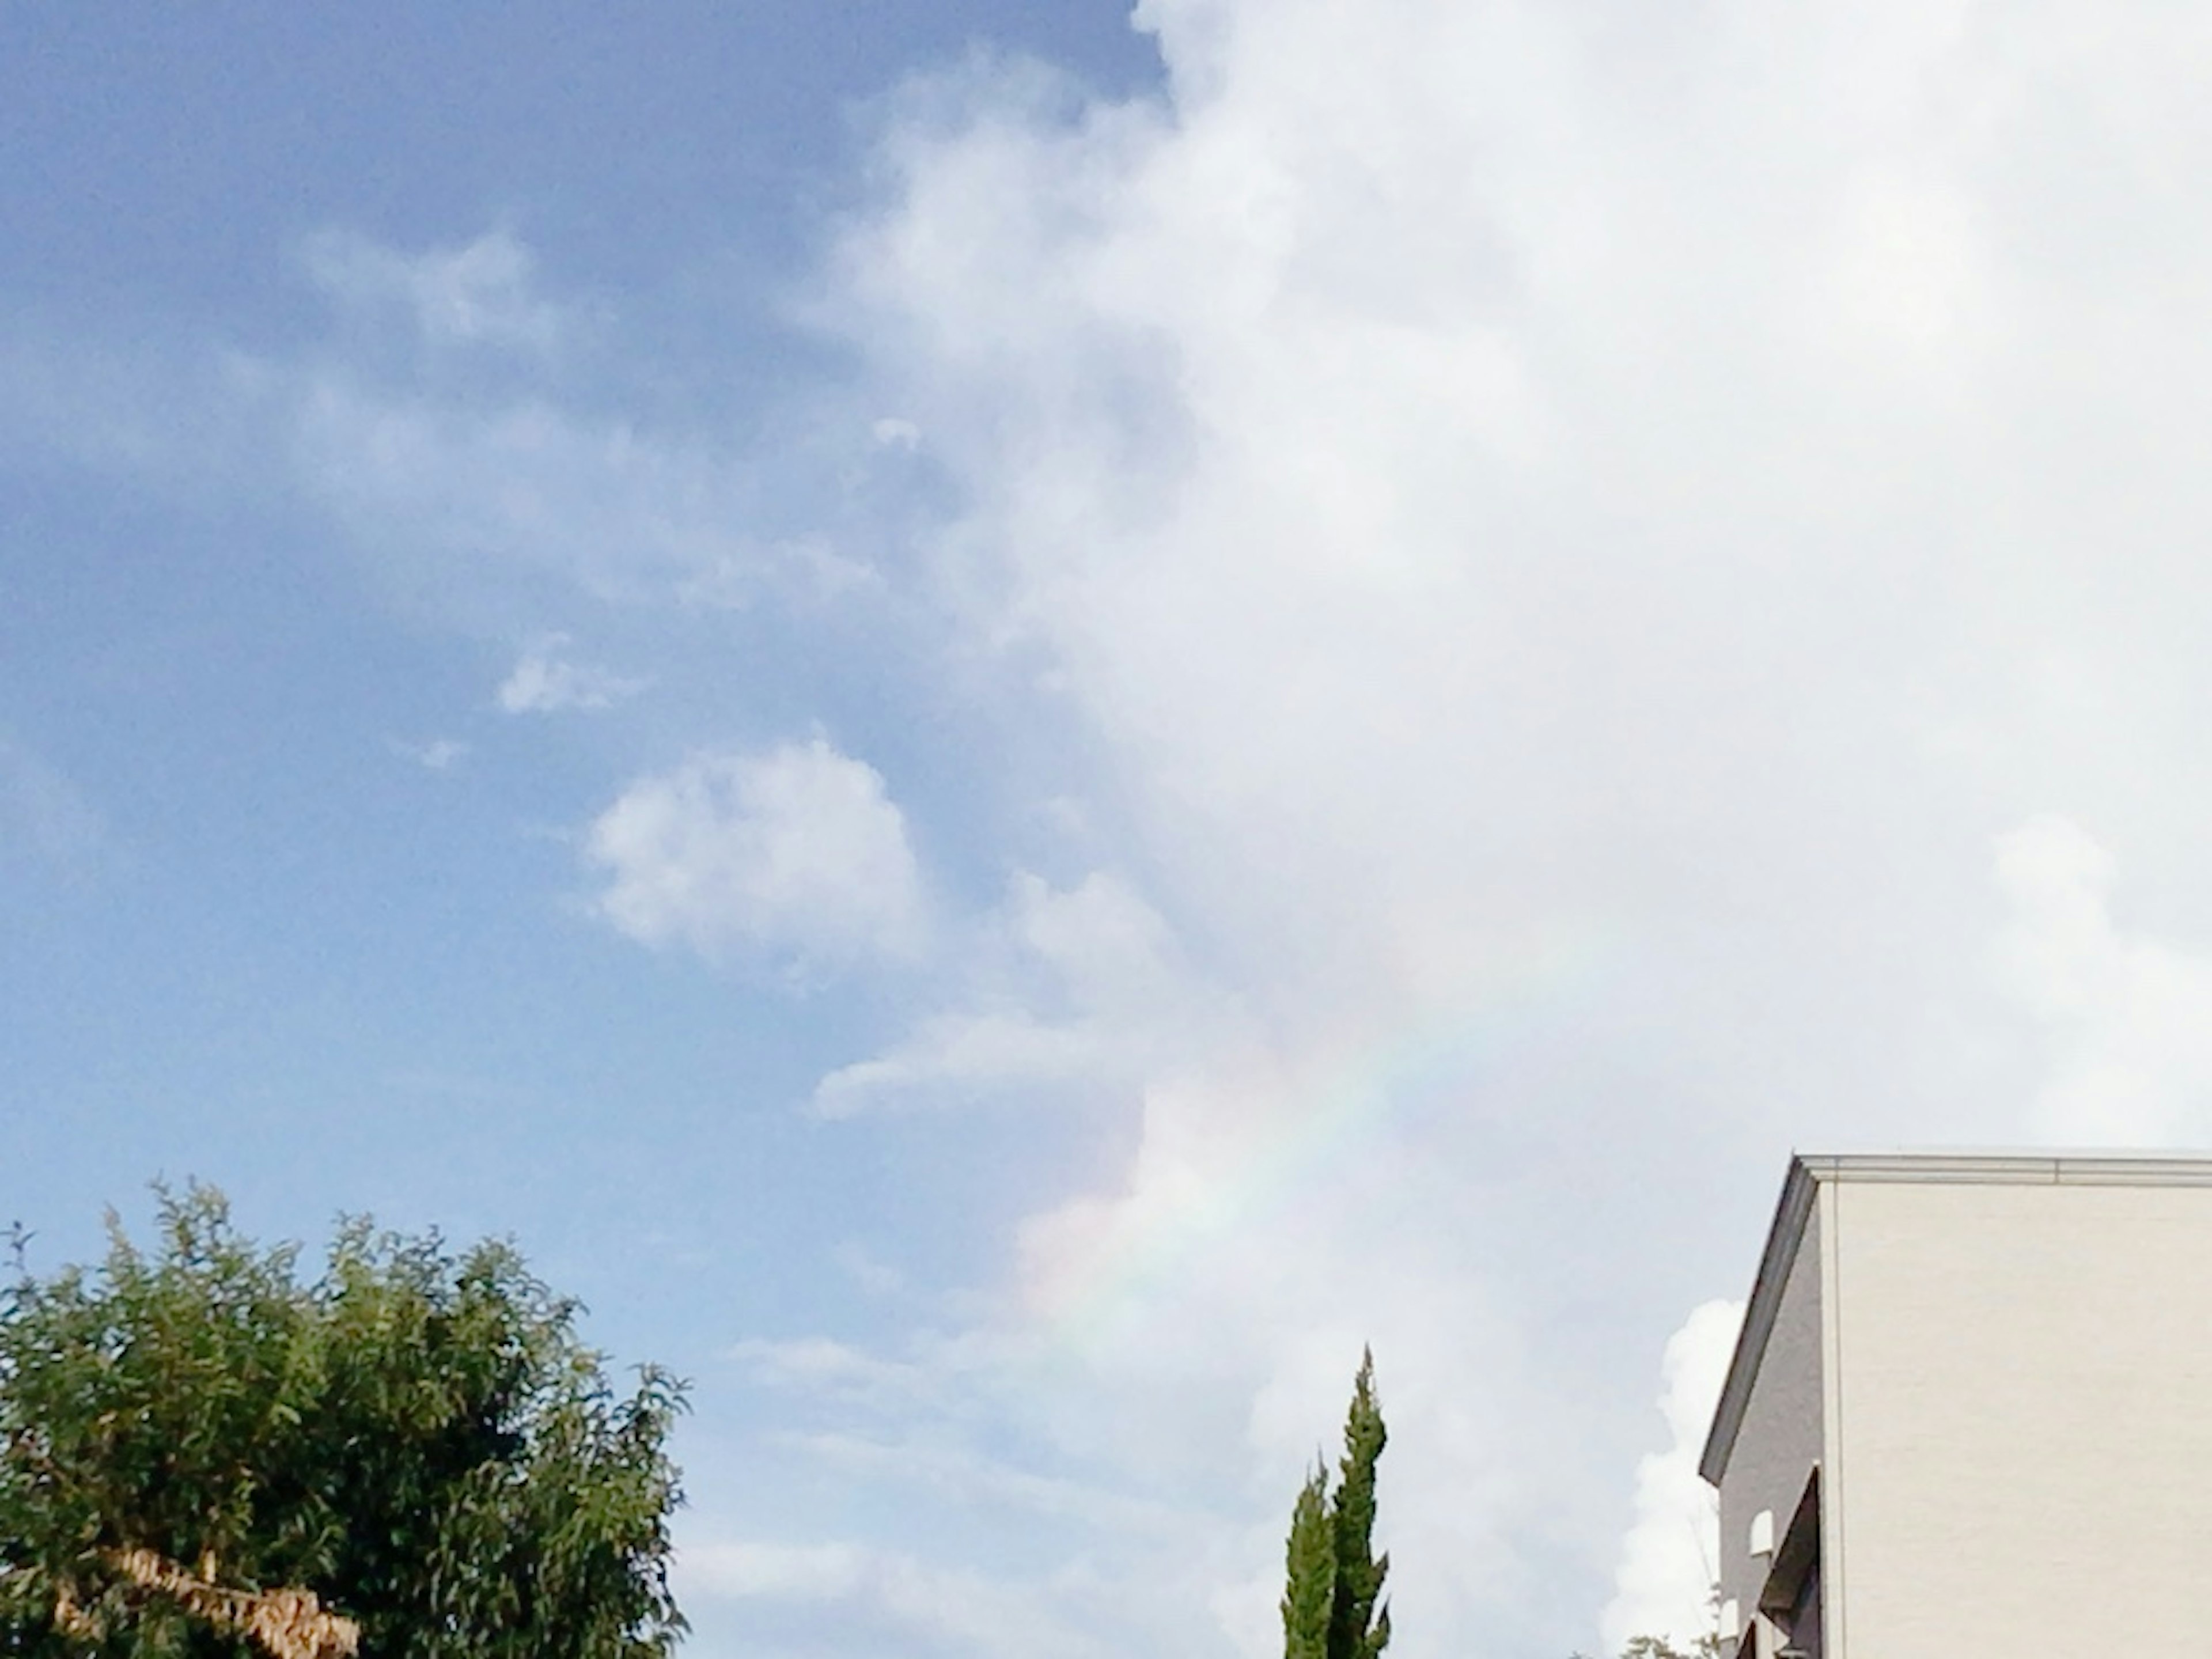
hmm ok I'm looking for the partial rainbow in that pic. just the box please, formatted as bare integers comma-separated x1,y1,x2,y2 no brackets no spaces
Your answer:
1036,922,1624,1356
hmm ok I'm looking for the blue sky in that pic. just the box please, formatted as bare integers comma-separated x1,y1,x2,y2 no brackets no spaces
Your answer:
14,3,2212,1656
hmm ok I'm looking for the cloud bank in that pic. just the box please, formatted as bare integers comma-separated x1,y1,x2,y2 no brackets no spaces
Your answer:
691,0,2212,1650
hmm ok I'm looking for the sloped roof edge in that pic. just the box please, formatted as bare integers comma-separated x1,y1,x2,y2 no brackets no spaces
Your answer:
1696,1150,2212,1485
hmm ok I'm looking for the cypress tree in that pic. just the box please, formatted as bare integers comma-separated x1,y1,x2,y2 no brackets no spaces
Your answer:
1327,1349,1391,1659
1281,1350,1391,1659
1282,1465,1336,1659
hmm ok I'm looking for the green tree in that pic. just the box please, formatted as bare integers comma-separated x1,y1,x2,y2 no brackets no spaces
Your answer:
1281,1468,1334,1659
1281,1350,1389,1659
0,1184,687,1659
1570,1632,1725,1659
1327,1352,1389,1659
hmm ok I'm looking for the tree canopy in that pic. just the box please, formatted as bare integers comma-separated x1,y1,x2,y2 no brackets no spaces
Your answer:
0,1185,686,1659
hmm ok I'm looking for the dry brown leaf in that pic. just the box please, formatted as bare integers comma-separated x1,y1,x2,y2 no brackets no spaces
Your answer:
104,1547,359,1659
51,1584,103,1642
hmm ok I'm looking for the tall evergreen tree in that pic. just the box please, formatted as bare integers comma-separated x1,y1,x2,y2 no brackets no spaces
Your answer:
1281,1467,1335,1659
1327,1350,1390,1659
1280,1351,1390,1659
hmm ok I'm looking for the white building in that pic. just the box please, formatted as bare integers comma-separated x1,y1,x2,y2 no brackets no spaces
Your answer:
1699,1153,2212,1658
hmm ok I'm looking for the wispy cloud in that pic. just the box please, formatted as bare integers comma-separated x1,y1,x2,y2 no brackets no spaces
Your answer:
285,373,779,605
810,870,1226,1117
496,633,645,714
731,1336,948,1414
0,228,885,620
301,227,571,354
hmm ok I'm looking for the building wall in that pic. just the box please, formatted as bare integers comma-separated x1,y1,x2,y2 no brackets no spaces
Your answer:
1717,1201,1824,1634
1830,1177,2212,1657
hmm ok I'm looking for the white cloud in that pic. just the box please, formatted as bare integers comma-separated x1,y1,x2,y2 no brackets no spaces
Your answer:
809,869,1221,1116
285,371,779,605
282,367,893,614
676,536,882,612
1994,816,2212,1143
812,1007,1113,1118
391,736,468,771
496,633,645,714
3,230,896,625
586,738,926,965
302,227,569,353
1601,1300,1742,1656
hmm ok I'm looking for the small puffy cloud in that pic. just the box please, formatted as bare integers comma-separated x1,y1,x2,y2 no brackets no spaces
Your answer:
496,634,645,714
391,736,468,771
586,738,926,966
1994,816,2212,1143
301,227,567,352
1600,1299,1742,1656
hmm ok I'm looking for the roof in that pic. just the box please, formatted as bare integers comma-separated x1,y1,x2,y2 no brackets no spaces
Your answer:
1696,1150,2212,1485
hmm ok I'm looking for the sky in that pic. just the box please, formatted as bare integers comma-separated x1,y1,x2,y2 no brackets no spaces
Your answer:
10,1,2212,1654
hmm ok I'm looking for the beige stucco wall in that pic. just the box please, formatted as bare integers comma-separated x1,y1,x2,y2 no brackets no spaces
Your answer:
1829,1177,2212,1657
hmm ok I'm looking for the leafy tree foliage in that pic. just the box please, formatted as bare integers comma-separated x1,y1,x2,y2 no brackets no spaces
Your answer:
1280,1350,1389,1659
1570,1630,1726,1658
0,1185,686,1659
